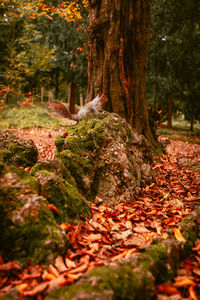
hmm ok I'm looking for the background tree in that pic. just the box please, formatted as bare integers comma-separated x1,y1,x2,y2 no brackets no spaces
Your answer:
147,0,200,130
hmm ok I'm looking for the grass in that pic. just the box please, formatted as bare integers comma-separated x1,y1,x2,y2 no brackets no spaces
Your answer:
158,119,200,144
0,104,67,129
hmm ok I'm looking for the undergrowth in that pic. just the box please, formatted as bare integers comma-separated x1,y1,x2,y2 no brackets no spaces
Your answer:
0,104,67,129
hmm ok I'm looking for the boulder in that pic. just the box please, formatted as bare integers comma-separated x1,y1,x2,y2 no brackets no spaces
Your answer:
0,161,67,265
55,112,153,204
0,130,38,167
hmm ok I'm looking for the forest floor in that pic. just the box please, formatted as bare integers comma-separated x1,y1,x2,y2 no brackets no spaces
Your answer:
0,127,200,299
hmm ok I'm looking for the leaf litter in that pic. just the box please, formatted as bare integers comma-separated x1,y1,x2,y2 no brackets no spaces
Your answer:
0,131,200,299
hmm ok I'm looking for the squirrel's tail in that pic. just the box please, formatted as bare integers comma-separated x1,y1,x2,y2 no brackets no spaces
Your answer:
47,101,79,121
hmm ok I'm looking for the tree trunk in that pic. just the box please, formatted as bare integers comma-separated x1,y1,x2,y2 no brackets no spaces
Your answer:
190,101,195,132
167,93,173,129
68,81,76,114
55,69,59,99
41,87,44,103
87,0,156,146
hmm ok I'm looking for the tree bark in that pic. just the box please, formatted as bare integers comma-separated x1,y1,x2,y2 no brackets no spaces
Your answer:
87,0,156,145
68,81,76,114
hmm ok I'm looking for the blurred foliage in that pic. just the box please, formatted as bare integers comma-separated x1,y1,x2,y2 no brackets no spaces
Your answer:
0,0,88,103
147,0,200,126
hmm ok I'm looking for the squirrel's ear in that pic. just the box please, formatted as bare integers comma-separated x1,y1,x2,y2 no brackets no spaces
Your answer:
98,92,102,97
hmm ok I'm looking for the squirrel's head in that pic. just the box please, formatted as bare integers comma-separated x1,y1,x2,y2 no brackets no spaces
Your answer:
99,92,108,103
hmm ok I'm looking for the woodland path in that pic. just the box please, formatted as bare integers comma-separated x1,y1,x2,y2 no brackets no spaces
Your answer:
0,128,200,299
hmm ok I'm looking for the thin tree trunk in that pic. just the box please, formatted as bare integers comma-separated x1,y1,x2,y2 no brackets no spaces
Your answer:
55,69,59,99
87,0,157,147
68,81,76,114
190,101,195,132
167,93,173,128
80,89,84,107
41,87,44,103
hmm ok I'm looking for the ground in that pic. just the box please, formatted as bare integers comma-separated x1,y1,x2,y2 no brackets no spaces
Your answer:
0,127,200,299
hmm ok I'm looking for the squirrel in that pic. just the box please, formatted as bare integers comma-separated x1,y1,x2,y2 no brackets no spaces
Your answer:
47,93,108,121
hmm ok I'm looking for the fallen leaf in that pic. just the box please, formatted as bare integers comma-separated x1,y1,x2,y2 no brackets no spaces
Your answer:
16,283,28,293
173,278,195,287
48,204,60,215
48,265,60,278
133,225,150,234
21,282,49,296
82,233,102,242
189,285,198,300
192,268,200,276
65,257,76,269
157,283,181,295
173,228,186,242
55,256,68,273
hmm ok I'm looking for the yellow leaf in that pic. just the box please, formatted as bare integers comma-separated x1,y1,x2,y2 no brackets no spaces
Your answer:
173,228,186,242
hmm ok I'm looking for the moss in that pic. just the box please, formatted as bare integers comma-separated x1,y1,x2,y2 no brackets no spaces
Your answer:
31,159,75,187
58,150,94,193
1,196,67,265
13,167,39,192
0,140,38,167
179,213,199,257
55,136,66,152
46,282,103,300
138,242,171,283
89,263,155,300
40,175,90,223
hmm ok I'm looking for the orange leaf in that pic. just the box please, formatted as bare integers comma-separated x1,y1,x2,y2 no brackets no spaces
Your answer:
157,283,180,295
48,204,60,215
173,228,186,242
16,283,28,293
42,270,56,281
189,285,198,300
174,278,195,287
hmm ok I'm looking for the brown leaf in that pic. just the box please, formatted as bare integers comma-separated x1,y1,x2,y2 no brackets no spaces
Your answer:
67,262,88,274
65,257,76,269
54,256,68,273
133,225,150,234
48,275,68,291
21,282,49,296
48,265,60,278
88,220,108,232
123,236,148,248
82,233,102,242
0,260,21,273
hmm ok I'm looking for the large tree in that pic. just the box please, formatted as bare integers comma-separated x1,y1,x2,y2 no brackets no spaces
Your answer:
87,0,156,145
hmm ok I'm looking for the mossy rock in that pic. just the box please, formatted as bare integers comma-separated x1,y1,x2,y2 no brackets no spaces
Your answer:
0,130,38,167
31,159,90,223
0,162,67,265
55,112,153,204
